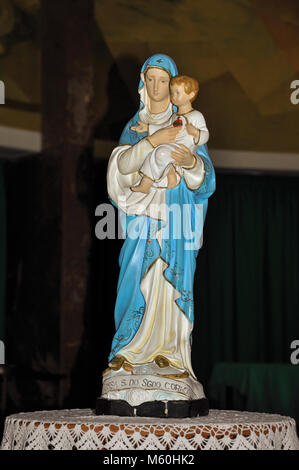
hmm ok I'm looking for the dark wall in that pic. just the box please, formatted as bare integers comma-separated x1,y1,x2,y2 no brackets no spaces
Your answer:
3,155,299,415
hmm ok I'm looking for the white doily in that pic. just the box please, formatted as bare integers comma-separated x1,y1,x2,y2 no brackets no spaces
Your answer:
1,408,298,450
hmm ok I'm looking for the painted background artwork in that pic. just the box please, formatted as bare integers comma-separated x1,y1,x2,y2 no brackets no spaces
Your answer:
0,0,298,153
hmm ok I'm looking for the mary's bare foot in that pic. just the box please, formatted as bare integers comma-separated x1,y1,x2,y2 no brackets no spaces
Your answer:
154,355,170,368
109,355,125,371
167,165,177,188
131,176,152,194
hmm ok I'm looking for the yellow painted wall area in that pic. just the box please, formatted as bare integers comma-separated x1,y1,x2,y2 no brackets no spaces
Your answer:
0,0,298,153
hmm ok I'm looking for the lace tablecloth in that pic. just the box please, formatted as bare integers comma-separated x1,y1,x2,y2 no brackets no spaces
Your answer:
1,408,298,450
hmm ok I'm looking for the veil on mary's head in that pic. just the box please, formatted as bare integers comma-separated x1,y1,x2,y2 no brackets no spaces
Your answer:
119,54,178,146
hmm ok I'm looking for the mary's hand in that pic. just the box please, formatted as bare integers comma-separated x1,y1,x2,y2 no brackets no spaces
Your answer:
131,121,148,133
148,125,181,148
171,144,196,168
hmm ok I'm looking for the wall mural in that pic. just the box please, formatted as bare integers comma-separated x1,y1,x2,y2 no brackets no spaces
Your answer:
0,0,298,153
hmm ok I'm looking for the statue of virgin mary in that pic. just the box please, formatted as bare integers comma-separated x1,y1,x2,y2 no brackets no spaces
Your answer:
98,54,216,417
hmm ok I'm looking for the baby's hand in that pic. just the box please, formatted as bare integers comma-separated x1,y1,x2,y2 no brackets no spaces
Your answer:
186,123,200,143
131,121,148,133
186,123,198,138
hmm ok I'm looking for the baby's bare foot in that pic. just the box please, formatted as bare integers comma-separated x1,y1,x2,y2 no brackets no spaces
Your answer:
131,176,152,194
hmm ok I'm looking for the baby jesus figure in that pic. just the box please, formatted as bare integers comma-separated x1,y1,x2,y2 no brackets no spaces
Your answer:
131,75,210,193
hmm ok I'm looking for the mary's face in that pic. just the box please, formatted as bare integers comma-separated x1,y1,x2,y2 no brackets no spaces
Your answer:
144,67,170,103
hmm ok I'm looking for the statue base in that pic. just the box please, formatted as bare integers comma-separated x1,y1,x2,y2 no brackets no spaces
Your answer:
97,361,209,417
95,397,209,418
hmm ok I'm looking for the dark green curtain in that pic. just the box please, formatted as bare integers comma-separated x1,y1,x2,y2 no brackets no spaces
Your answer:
192,173,299,386
0,160,5,341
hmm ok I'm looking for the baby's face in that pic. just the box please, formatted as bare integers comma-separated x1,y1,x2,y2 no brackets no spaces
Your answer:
170,83,191,107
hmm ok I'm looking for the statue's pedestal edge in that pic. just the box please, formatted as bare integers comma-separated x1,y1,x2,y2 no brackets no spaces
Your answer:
95,397,209,418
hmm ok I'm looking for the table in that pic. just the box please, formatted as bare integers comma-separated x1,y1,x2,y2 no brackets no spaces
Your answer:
1,408,298,450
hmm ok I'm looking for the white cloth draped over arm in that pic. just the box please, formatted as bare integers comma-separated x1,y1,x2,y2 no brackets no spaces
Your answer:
198,129,209,146
117,138,154,175
107,141,168,221
182,154,206,191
